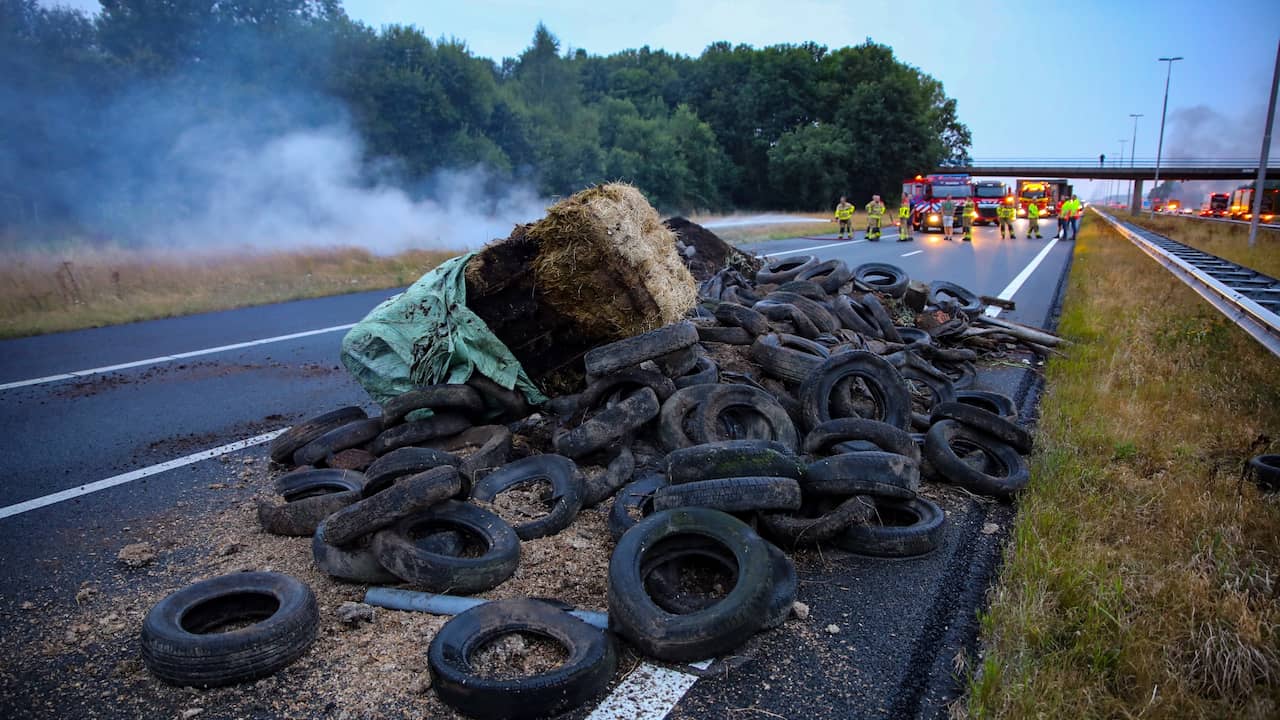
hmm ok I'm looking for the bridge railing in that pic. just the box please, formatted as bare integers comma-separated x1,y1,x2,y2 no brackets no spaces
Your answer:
943,157,1274,169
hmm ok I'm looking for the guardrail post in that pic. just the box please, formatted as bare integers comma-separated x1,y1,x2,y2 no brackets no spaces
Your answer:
1129,179,1144,216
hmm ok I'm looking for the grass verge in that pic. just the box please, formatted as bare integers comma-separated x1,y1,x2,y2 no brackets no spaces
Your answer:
966,216,1280,718
688,210,853,245
0,246,456,339
1119,213,1280,278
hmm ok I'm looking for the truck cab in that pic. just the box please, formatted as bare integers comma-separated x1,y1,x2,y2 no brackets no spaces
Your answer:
971,181,1007,225
904,174,972,232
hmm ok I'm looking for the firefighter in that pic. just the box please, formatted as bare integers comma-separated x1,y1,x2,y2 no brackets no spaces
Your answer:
1069,194,1083,240
1026,201,1042,239
997,197,1016,239
866,195,885,241
897,196,913,241
833,196,854,239
959,197,974,241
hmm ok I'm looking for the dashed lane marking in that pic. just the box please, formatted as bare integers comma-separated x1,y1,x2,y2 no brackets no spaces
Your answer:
900,250,923,257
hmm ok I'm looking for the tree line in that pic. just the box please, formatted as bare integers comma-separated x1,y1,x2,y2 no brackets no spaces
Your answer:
1,0,971,230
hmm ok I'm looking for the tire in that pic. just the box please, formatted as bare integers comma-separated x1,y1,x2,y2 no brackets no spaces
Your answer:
830,294,878,336
653,476,803,513
924,419,1030,498
764,292,839,334
933,359,977,389
655,345,701,378
802,418,922,464
749,334,823,384
608,508,773,662
257,471,362,537
373,501,521,593
312,518,399,583
576,370,675,420
774,279,829,300
554,387,660,459
584,321,699,377
140,572,317,687
270,406,367,464
325,448,376,471
658,385,720,451
471,455,584,540
803,452,921,499
797,259,852,295
696,324,755,345
890,355,956,417
641,537,796,631
363,447,462,497
757,255,818,284
370,413,473,456
665,440,803,484
775,333,831,359
759,496,876,547
753,301,820,339
894,327,933,350
860,294,903,343
928,281,984,315
955,390,1018,419
423,425,513,487
609,472,668,541
692,384,800,451
381,385,486,428
292,418,384,467
931,401,1033,454
714,303,770,336
323,466,463,546
274,468,367,496
1247,455,1280,492
798,351,912,431
674,355,719,388
853,263,909,298
583,446,636,508
833,496,945,558
467,374,532,422
429,598,617,720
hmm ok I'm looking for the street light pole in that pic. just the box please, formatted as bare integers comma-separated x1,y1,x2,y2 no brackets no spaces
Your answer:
1129,113,1143,215
1248,39,1279,248
1151,57,1183,217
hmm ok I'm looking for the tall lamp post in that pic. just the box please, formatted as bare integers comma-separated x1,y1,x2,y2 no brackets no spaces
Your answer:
1151,56,1183,217
1128,113,1143,214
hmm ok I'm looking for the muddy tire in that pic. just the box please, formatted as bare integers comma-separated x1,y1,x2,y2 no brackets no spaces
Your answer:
373,501,520,593
582,446,636,508
803,418,922,464
766,292,838,334
270,407,367,464
833,496,945,558
830,294,878,336
696,325,755,345
576,370,675,419
323,466,463,546
852,263,909,298
955,390,1018,418
642,537,796,631
757,255,818,284
924,419,1030,498
665,440,803,484
293,418,384,467
258,470,363,537
658,385,720,451
753,301,820,339
655,345,701,378
714,303,770,336
312,518,398,583
692,384,799,451
381,385,486,428
928,281,984,315
750,334,824,384
584,321,699,377
1248,455,1280,492
471,455,583,540
609,472,668,541
798,351,911,430
654,476,803,513
466,374,531,422
673,355,719,388
797,259,852,295
803,452,920,500
423,425,513,486
141,572,317,687
931,401,1033,454
554,387,660,459
363,447,462,497
859,294,902,343
759,496,876,547
370,413,473,456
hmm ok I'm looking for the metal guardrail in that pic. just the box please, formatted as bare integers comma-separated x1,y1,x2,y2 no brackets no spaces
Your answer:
1093,208,1280,357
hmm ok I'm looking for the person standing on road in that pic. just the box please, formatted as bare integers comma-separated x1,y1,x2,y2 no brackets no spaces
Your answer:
940,197,956,240
1069,195,1083,240
833,196,854,239
997,197,1016,239
897,196,912,241
1026,201,1042,239
865,195,885,241
959,197,974,242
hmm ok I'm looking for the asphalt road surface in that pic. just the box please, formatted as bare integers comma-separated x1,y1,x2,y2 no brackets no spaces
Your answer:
0,218,1075,719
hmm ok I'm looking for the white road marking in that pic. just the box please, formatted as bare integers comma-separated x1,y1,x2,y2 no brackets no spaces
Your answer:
901,250,923,257
0,428,286,520
984,239,1061,318
585,662,700,720
0,324,356,392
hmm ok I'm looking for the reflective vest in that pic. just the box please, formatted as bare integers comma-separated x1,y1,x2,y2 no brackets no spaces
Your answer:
866,201,885,218
998,205,1014,220
1027,203,1040,219
834,203,854,220
898,204,910,219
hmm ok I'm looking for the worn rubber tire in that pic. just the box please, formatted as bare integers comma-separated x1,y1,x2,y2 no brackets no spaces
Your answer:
274,468,366,496
655,345,701,378
584,321,699,377
753,301,820,339
608,507,773,662
429,598,617,720
370,413,473,456
955,390,1018,419
576,370,675,420
853,263,909,298
270,406,367,464
696,325,755,345
141,572,317,687
859,294,902,343
323,466,463,546
257,470,362,537
471,455,584,540
833,496,945,558
467,374,531,422
582,446,636,508
423,425,513,487
803,418,922,464
609,472,668,541
312,518,398,583
757,255,818,284
363,447,462,497
803,452,921,500
749,334,823,385
654,476,802,513
928,281,984,315
658,385,720,451
894,327,933,350
641,538,796,631
765,292,838,334
759,496,876,547
381,385,486,428
714,303,770,336
692,384,800,451
797,259,852,295
774,279,829,300
293,418,384,467
554,388,659,459
665,440,803,484
931,401,1033,454
798,351,911,430
1248,455,1280,492
934,360,977,390
924,419,1030,498
673,355,719,388
373,501,520,593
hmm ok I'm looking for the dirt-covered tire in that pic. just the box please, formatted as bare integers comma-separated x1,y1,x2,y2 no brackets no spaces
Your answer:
466,374,532,422
576,370,675,420
609,472,668,541
830,294,879,336
554,387,659,459
373,501,520,593
894,327,933,350
764,292,839,334
363,447,462,497
891,355,957,417
292,418,384,467
658,385,719,451
257,470,363,537
673,355,719,388
141,572,317,687
311,518,398,583
803,452,920,500
692,384,800,451
833,496,945,558
774,279,828,300
955,390,1018,418
931,401,1033,454
935,360,977,390
270,407,367,464
423,425,513,487
749,334,824,384
798,351,912,431
323,466,463,546
641,537,796,631
370,413,473,456
381,384,486,427
428,598,617,720
924,419,1030,498
274,468,366,496
802,418,922,464
653,476,803,513
665,440,803,484
696,325,755,345
608,507,773,662
753,301,820,339
471,455,583,540
853,263,909,298
757,255,818,284
714,303,770,336
582,446,635,508
797,259,852,295
928,281,984,315
1247,455,1280,492
759,496,875,547
655,345,701,378
584,321,699,377
859,294,903,343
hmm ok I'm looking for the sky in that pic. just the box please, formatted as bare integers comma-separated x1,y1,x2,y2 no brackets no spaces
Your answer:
45,0,1280,202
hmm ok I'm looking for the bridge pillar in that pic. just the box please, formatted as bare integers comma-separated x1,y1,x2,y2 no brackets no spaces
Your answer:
1130,179,1144,216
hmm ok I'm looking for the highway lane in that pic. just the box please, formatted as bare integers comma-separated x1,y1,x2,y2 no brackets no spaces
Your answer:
0,219,1075,718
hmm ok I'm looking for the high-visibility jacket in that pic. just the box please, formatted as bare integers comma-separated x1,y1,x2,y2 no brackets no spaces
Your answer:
1072,200,1084,218
1027,203,1040,219
866,201,885,218
997,205,1015,220
898,204,910,219
834,203,854,220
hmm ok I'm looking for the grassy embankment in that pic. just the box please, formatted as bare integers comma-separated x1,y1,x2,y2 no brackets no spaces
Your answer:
967,214,1280,718
0,246,455,339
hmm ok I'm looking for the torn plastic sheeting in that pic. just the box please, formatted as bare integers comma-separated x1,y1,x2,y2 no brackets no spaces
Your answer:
340,252,547,406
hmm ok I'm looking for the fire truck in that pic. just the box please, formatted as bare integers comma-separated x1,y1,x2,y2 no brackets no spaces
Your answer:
1200,193,1230,217
971,181,1008,225
901,173,972,232
1015,179,1072,217
1229,181,1279,222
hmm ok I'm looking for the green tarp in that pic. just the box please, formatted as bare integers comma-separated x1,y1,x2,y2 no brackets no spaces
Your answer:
340,252,547,407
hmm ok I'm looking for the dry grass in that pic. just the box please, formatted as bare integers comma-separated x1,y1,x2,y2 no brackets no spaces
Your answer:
967,215,1280,719
1121,213,1280,278
0,245,457,338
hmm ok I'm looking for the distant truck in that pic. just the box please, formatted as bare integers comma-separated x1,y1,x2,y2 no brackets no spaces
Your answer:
1230,181,1280,223
1016,179,1072,217
971,180,1007,225
1200,193,1230,217
901,173,972,232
